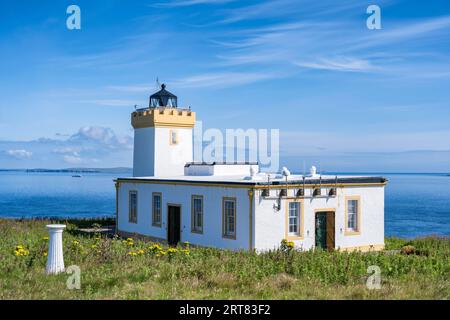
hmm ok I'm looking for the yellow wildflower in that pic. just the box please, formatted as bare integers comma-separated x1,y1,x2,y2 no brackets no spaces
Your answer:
42,236,49,241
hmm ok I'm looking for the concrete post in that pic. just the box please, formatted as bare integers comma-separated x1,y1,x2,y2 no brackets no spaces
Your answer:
46,224,66,274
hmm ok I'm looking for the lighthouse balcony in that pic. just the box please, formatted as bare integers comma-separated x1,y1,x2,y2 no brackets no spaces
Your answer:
132,107,195,129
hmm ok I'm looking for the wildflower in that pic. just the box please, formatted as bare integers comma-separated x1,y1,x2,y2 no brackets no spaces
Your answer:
137,249,145,255
183,249,190,255
149,244,162,253
90,244,97,249
72,240,80,246
14,245,29,256
156,250,167,257
42,236,49,241
43,252,48,257
128,251,137,256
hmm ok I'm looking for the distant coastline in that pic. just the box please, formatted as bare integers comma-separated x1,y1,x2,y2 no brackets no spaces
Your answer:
0,167,132,174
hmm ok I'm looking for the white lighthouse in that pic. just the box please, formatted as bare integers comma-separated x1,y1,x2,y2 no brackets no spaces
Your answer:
116,85,386,252
131,84,196,177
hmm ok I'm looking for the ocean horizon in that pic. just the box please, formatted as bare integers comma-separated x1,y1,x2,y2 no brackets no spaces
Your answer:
0,170,449,239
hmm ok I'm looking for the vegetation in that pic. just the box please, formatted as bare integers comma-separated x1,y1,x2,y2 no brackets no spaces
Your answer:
0,219,448,299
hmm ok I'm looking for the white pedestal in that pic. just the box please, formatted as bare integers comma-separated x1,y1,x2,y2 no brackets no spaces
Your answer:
46,224,66,274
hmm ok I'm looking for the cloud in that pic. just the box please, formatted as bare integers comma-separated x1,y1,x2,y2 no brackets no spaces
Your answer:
63,155,83,164
294,57,375,72
152,0,235,8
5,149,32,159
0,126,133,169
69,126,132,149
79,99,138,107
172,71,279,88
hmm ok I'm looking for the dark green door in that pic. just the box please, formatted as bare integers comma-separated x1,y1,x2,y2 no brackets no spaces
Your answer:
315,212,327,249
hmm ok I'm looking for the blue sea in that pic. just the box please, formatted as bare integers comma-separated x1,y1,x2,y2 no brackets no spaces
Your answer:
0,171,449,238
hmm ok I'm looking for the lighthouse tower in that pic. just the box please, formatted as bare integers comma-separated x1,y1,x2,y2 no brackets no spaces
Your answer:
131,84,196,177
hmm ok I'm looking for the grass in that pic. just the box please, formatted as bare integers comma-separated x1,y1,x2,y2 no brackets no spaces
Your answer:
0,218,449,299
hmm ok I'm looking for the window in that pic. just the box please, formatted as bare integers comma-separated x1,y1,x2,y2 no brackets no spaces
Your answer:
191,195,203,233
152,192,162,226
288,202,301,235
346,197,360,234
285,200,303,240
222,198,236,239
170,130,178,145
129,191,138,223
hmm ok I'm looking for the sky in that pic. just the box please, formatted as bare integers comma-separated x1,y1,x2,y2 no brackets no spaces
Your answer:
0,0,450,172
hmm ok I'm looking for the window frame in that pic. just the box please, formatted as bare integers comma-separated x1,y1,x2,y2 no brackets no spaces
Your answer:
169,129,178,145
222,197,237,240
129,190,138,224
345,196,361,235
191,195,204,234
152,192,162,227
285,199,304,240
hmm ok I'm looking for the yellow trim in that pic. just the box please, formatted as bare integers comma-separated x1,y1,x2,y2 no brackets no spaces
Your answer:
115,179,386,190
314,208,336,213
222,197,237,240
339,244,384,252
169,129,178,145
152,192,162,227
285,198,304,240
128,190,138,224
132,108,196,129
191,195,204,234
254,182,387,189
345,196,361,236
248,189,254,250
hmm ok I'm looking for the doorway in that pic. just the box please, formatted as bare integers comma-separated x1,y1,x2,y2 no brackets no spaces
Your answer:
167,205,181,246
315,211,335,250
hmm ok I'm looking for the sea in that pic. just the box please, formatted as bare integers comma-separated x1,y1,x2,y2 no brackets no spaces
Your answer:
0,171,449,239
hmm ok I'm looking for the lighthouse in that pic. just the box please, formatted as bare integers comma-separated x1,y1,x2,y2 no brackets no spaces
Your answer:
131,84,196,177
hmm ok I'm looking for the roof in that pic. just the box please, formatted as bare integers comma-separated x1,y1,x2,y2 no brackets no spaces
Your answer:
116,174,388,187
184,161,259,167
150,84,177,99
149,83,178,108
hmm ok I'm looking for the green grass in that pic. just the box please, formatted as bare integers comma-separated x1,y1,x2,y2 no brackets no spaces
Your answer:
0,219,449,299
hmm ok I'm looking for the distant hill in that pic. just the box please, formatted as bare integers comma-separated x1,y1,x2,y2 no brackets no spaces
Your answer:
0,167,133,174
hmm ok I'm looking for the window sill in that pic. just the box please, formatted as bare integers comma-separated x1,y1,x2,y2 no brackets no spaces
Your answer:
222,235,236,240
344,230,361,236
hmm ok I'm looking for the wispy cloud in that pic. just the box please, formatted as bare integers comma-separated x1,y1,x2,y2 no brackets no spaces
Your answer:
152,0,236,8
172,71,279,88
294,57,375,72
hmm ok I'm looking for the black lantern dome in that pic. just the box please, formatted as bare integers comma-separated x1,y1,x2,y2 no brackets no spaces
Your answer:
149,84,177,108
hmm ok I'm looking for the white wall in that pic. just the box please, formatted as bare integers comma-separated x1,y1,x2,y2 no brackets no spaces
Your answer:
133,127,193,177
254,186,385,251
133,127,155,177
118,182,385,251
184,164,259,176
154,127,193,177
118,182,251,250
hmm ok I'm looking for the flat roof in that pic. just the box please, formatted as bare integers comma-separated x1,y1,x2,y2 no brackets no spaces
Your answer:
116,174,388,186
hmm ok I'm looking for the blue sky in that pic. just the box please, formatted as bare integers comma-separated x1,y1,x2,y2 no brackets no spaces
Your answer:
1,0,450,172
